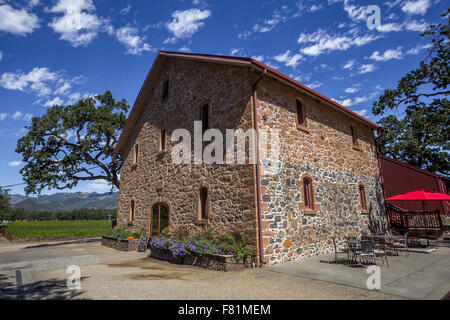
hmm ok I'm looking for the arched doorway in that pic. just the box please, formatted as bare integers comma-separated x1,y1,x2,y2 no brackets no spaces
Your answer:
151,203,169,238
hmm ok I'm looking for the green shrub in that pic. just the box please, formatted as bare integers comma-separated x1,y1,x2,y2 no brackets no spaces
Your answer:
106,226,146,239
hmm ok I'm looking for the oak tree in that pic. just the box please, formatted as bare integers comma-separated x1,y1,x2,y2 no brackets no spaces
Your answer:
16,91,130,194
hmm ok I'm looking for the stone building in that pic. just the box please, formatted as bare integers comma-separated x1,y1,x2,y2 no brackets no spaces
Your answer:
114,51,385,265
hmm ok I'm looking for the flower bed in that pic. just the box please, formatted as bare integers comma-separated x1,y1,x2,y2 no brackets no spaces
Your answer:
148,237,251,271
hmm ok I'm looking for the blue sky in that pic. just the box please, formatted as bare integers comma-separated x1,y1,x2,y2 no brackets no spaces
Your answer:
0,0,446,195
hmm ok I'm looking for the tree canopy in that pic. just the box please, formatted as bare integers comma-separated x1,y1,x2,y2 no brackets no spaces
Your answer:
16,91,130,195
0,187,10,214
373,9,449,175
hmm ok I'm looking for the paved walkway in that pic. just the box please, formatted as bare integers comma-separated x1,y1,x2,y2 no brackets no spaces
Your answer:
0,240,401,300
267,247,450,300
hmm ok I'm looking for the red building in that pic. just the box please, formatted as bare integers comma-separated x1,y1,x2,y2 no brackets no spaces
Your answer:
378,154,449,216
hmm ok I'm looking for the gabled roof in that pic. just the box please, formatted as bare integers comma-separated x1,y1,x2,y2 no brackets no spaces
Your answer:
114,51,381,154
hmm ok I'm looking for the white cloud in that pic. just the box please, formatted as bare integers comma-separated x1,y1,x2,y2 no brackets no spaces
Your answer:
48,0,107,47
369,47,403,61
0,113,7,121
406,43,432,55
402,0,430,15
88,180,111,191
43,96,64,107
120,4,131,15
343,60,356,70
305,81,323,89
358,64,376,74
166,9,211,39
343,59,356,70
239,10,288,39
343,3,368,22
251,55,265,62
355,109,368,116
230,48,242,56
113,26,152,55
54,82,71,95
376,22,404,33
273,50,304,68
0,67,58,96
11,111,23,120
23,113,33,121
8,160,23,167
334,91,380,107
298,29,381,56
345,87,359,93
309,5,323,12
404,20,428,31
179,46,190,52
0,3,39,36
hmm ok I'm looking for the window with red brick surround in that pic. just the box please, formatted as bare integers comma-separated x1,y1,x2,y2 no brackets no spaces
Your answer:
359,184,367,211
303,177,314,210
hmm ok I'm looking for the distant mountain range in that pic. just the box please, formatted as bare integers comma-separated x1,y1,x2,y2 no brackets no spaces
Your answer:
9,192,119,212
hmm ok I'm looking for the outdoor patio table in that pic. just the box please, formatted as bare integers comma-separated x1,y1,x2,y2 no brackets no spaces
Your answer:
344,240,360,265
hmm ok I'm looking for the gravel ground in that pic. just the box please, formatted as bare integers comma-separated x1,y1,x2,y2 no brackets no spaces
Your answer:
33,258,403,300
0,241,404,300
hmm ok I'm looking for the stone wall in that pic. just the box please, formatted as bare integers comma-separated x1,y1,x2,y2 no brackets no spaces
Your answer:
117,56,385,266
149,248,251,271
102,236,139,251
256,76,385,264
117,58,260,262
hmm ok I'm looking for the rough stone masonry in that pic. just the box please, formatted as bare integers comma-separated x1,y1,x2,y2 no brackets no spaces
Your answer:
115,53,385,266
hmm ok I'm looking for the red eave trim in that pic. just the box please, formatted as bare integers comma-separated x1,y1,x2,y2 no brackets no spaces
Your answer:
378,153,449,181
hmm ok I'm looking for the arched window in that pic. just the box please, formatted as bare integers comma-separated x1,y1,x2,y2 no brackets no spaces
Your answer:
303,177,314,210
151,203,169,237
359,185,367,210
199,187,209,220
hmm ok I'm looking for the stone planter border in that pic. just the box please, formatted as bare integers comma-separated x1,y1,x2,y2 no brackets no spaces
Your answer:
148,247,250,271
101,235,139,251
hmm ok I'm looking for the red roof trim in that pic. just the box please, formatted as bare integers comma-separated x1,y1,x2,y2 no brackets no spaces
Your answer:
378,153,449,181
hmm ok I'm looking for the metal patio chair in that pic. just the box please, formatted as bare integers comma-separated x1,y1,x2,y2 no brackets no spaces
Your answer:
355,240,377,266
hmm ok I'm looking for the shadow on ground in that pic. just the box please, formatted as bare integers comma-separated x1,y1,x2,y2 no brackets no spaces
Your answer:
0,274,89,300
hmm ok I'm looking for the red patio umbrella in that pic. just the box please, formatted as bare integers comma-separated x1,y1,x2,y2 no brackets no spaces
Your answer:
385,188,450,211
385,189,450,201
